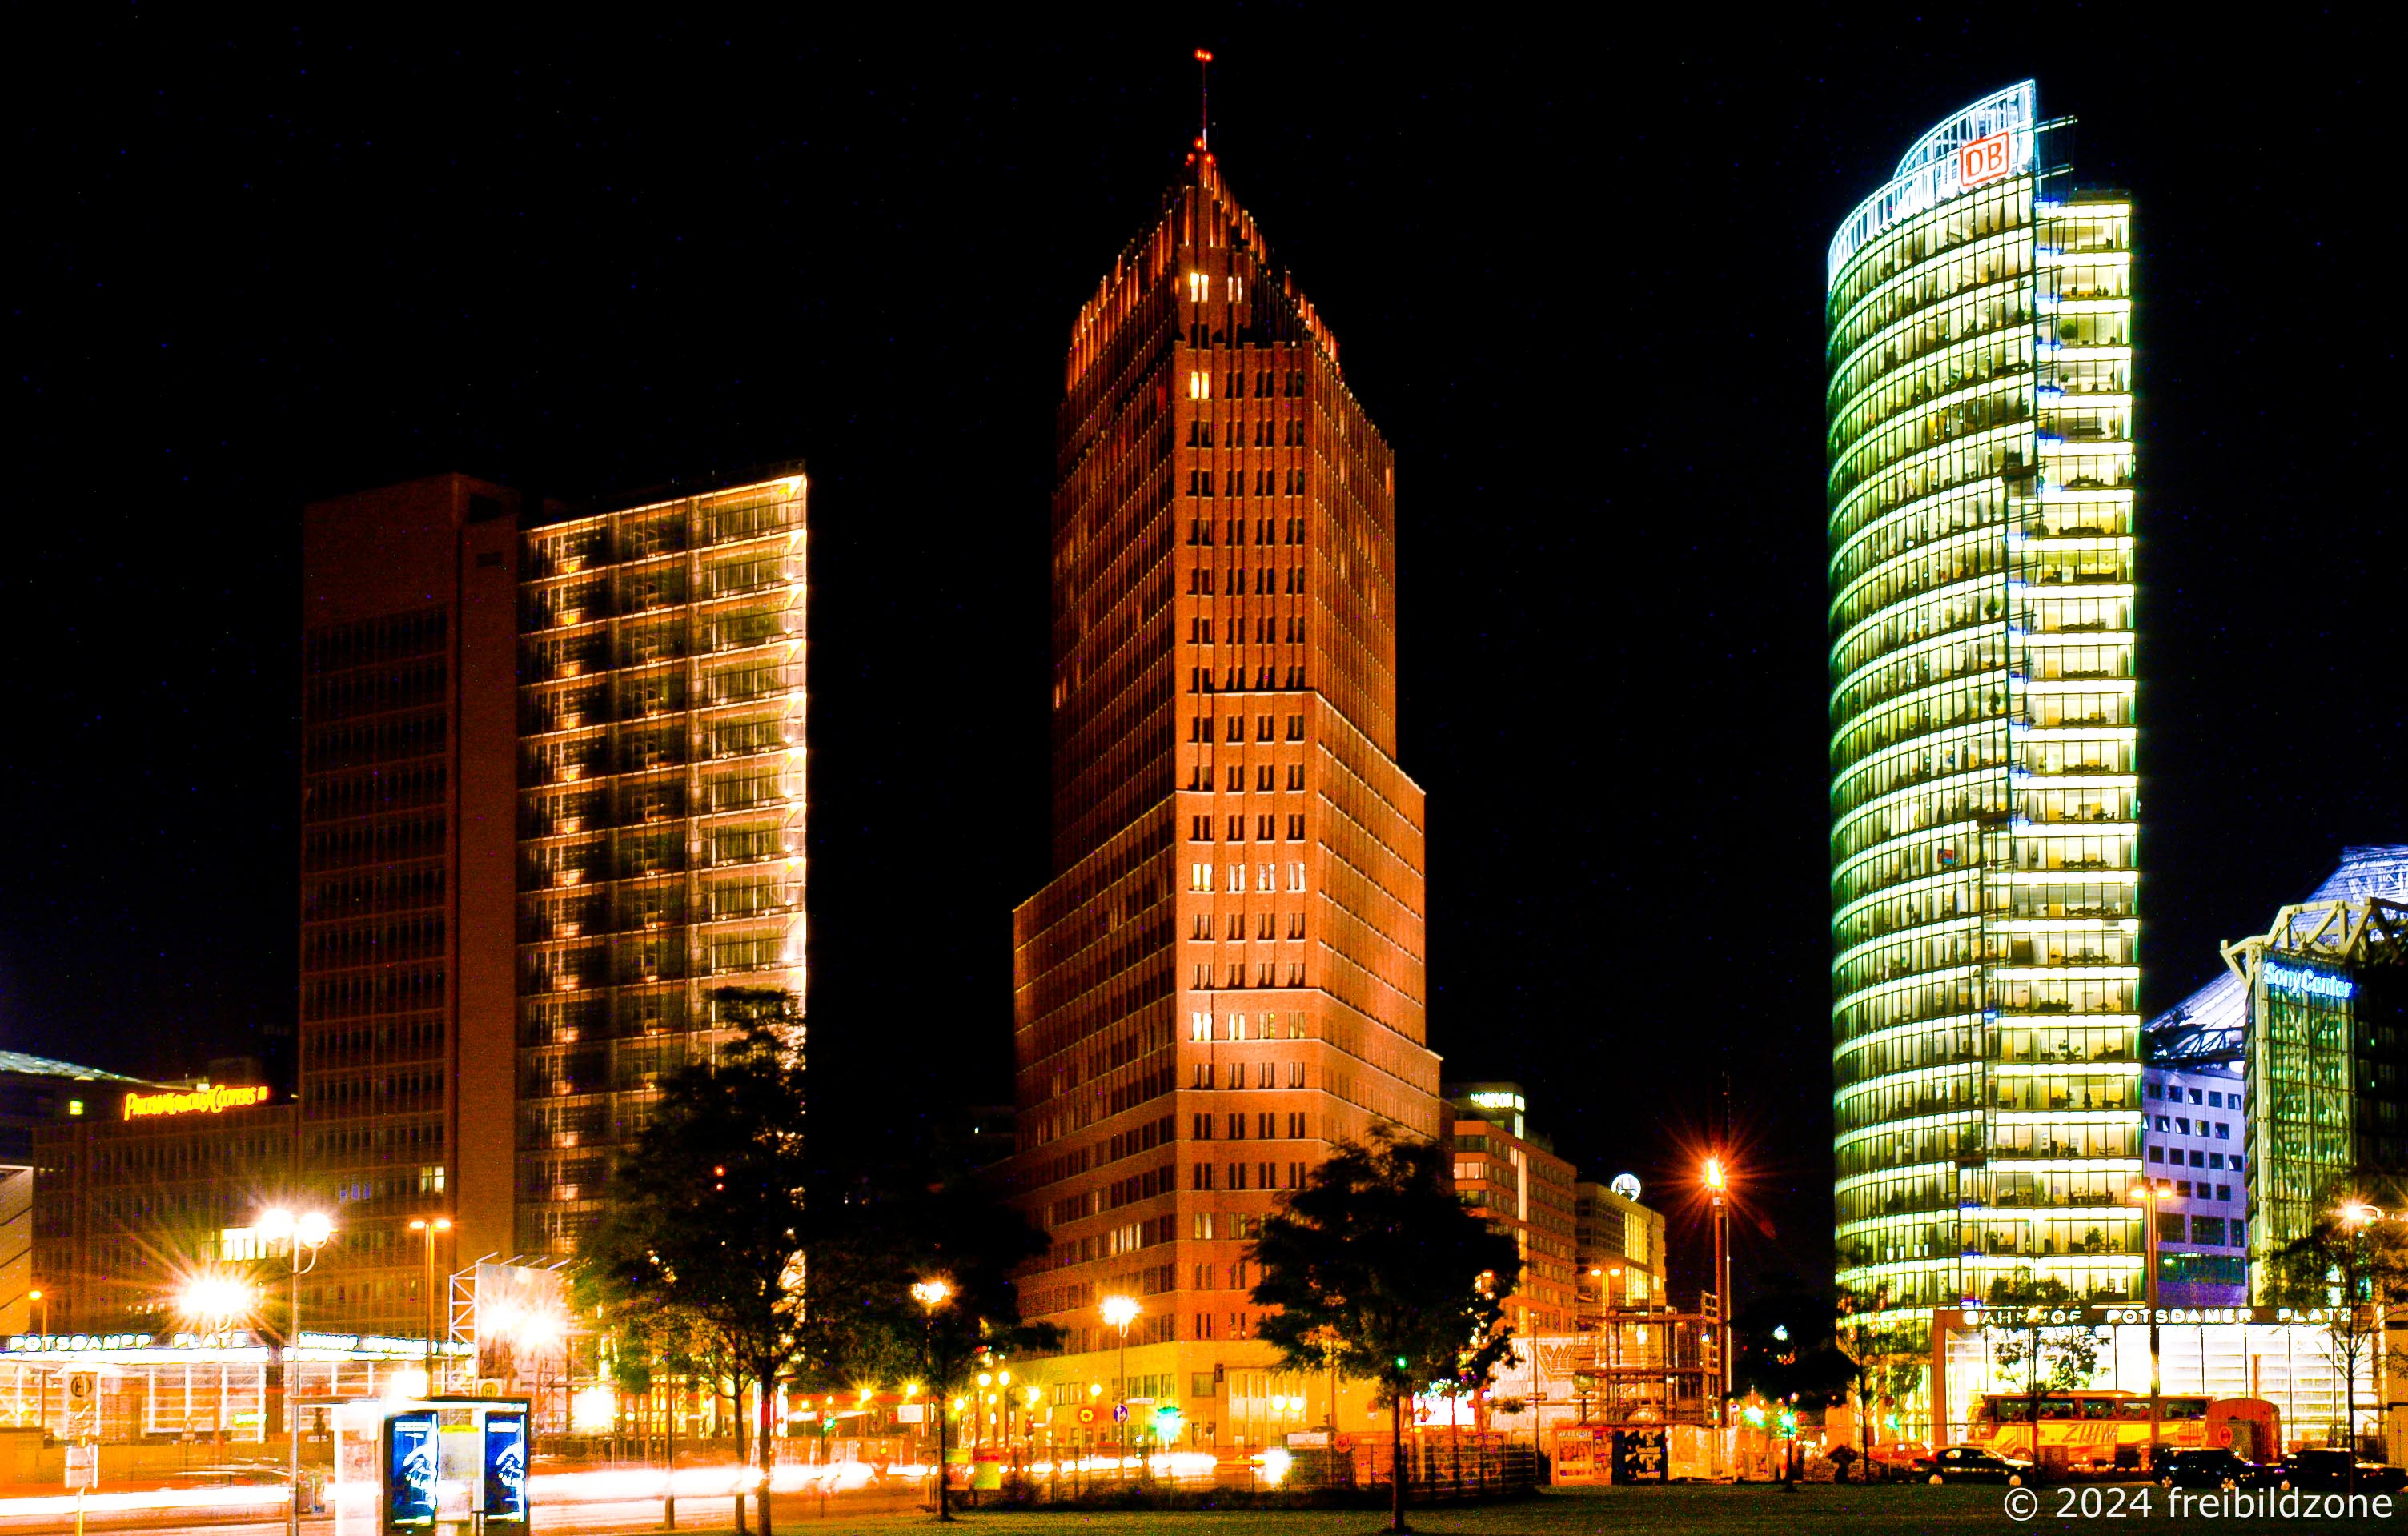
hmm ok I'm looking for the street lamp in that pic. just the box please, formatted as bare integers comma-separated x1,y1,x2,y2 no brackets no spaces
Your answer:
2340,1201,2386,1464
179,1274,254,1332
28,1289,46,1336
912,1278,955,1522
1704,1157,1731,1428
2128,1180,2162,1472
259,1206,332,1536
177,1275,253,1447
1099,1295,1141,1476
406,1217,452,1392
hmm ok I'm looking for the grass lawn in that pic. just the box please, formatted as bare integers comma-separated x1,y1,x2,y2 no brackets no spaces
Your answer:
720,1479,2408,1534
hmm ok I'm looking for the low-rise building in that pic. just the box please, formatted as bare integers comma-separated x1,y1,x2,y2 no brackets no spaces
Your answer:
2,1053,167,1335
2140,1059,2246,1306
1445,1084,1579,1336
2224,847,2408,1299
2140,846,2408,1309
32,1076,296,1333
1573,1174,1667,1325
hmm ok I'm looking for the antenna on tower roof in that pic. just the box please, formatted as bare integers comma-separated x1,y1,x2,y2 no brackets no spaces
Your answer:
1194,49,1214,152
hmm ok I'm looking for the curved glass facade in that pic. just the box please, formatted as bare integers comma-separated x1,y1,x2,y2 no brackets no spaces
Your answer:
1828,84,2143,1361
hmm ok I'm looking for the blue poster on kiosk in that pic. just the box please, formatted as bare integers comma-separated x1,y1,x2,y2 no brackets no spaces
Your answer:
383,1410,439,1527
483,1410,529,1523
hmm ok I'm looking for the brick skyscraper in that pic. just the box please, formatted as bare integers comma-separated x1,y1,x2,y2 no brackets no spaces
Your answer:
1009,147,1439,1449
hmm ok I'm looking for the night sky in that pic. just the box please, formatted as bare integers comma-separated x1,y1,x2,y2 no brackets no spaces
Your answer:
7,15,2396,1298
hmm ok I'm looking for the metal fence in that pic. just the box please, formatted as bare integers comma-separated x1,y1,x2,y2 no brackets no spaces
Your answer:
968,1442,1538,1507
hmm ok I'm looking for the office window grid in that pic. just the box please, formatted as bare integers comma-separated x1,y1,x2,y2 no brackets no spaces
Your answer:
1828,96,2140,1341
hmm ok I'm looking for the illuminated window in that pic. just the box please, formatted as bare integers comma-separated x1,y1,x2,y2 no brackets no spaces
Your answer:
1189,371,1211,400
1190,1013,1211,1041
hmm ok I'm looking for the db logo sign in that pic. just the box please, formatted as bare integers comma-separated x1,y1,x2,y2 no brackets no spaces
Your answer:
1075,1406,1098,1426
1958,130,2013,189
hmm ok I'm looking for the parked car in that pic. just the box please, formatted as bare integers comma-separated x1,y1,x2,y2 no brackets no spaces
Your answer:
1864,1442,1931,1482
1923,1444,2032,1485
2155,1447,2275,1490
2281,1448,2408,1492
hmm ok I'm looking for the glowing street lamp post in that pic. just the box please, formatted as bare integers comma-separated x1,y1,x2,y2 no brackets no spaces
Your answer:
2342,1202,2384,1469
260,1207,332,1536
1099,1296,1141,1478
1704,1158,1731,1429
407,1217,451,1394
179,1276,255,1446
911,1279,955,1522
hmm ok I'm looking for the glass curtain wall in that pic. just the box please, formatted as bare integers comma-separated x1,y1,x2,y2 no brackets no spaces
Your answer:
1828,84,2143,1401
512,477,808,1253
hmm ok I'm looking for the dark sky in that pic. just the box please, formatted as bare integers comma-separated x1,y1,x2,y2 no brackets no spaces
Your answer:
6,14,2396,1299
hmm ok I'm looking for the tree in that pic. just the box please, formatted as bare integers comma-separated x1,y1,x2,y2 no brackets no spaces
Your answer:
1982,1276,2102,1468
581,990,807,1536
791,1148,1057,1518
1249,1128,1523,1534
1836,1283,1924,1475
2268,1177,2408,1479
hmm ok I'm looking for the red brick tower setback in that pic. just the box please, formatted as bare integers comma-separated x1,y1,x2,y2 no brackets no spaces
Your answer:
1007,148,1439,1450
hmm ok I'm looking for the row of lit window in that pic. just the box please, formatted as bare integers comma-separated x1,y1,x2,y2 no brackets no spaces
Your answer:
1829,278,2035,419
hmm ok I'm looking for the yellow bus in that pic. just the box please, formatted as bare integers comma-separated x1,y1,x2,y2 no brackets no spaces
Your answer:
1970,1392,2277,1468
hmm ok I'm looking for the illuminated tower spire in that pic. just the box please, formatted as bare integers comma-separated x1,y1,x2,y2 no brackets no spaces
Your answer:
1195,48,1214,152
1005,143,1439,1439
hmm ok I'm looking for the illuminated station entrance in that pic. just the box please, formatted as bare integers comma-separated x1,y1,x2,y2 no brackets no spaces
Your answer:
0,1330,470,1443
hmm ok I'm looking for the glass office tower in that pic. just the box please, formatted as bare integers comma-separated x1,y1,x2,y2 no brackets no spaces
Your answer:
512,475,808,1253
1828,84,2142,1384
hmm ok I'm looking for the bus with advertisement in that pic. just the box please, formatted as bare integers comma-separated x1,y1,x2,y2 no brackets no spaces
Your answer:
1969,1392,2279,1469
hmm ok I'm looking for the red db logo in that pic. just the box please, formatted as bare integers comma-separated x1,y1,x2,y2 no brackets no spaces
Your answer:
1958,130,2012,189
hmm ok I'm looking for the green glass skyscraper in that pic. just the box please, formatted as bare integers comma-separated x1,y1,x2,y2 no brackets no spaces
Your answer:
1827,82,2141,1420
